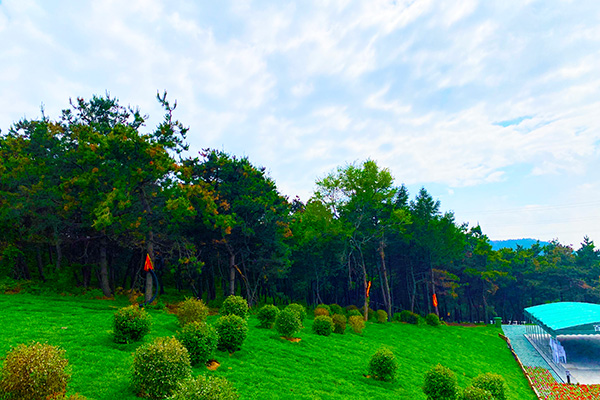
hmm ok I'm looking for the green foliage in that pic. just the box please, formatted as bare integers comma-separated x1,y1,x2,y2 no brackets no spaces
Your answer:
426,313,441,326
332,314,347,334
284,303,306,325
0,342,70,400
220,295,249,319
368,347,398,381
215,314,248,353
461,386,494,400
275,308,302,338
175,322,218,366
256,304,279,328
312,315,334,336
329,304,344,315
348,315,365,334
399,310,421,325
367,307,377,321
315,304,330,314
176,298,209,327
169,375,239,400
113,305,152,344
348,309,362,318
423,364,458,400
471,373,506,400
377,309,388,323
131,337,191,399
314,307,329,317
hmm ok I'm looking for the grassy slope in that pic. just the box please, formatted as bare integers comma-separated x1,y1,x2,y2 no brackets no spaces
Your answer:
0,294,536,400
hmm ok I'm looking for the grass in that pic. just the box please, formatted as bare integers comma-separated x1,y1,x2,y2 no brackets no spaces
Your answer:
0,293,537,399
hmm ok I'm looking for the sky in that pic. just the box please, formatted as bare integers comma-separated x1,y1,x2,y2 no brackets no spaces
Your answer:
1,0,599,248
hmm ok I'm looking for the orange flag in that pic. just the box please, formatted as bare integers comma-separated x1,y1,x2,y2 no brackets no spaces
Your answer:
366,281,372,298
432,293,438,308
144,254,154,271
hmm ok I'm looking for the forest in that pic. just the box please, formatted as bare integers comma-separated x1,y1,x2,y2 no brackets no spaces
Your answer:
1,94,598,323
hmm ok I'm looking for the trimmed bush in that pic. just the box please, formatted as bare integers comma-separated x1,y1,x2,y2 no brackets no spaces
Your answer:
316,304,330,314
346,305,359,312
275,308,302,338
132,337,191,399
348,309,362,318
332,314,347,334
170,375,239,400
176,321,218,366
367,307,377,321
257,304,279,328
312,315,334,336
0,342,70,400
330,304,344,315
176,298,209,327
399,310,421,325
423,364,458,400
215,314,248,353
113,305,152,344
462,386,494,400
348,315,365,334
285,303,307,325
377,309,388,323
314,307,329,317
368,347,398,381
220,295,249,319
472,373,507,400
426,313,441,326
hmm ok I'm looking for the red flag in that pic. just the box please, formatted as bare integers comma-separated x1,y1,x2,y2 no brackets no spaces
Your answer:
432,293,438,308
144,254,154,271
366,281,372,298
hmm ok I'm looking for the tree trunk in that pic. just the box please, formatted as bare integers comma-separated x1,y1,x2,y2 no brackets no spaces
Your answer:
228,246,236,296
378,241,392,320
145,232,154,303
99,237,112,297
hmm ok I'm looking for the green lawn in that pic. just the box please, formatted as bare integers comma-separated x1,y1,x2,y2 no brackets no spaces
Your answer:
0,293,536,399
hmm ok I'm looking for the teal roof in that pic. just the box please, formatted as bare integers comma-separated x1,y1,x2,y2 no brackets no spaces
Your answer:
524,302,600,336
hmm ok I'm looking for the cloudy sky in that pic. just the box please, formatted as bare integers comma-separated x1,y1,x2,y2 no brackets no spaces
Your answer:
1,0,599,247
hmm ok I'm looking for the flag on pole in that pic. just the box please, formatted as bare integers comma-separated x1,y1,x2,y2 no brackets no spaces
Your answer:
144,254,154,271
366,281,372,298
432,293,438,308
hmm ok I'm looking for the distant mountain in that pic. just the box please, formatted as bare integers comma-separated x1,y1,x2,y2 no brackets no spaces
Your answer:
490,238,549,251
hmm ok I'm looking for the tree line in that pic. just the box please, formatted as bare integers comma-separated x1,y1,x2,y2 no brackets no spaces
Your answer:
1,94,598,322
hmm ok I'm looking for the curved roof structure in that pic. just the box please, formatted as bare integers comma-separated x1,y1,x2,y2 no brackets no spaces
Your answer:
525,302,600,336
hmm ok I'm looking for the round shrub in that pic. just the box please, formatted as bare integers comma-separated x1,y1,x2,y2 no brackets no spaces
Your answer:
220,295,249,319
170,375,239,400
275,308,302,338
0,342,70,400
348,309,362,318
176,322,218,366
113,305,152,344
423,364,458,400
346,305,359,312
176,298,209,327
426,313,441,326
462,386,494,400
285,303,306,325
330,304,344,315
332,314,347,334
377,309,388,323
215,314,248,353
314,307,329,317
312,315,334,336
257,304,279,328
132,337,191,399
348,315,365,334
399,310,421,325
367,307,377,321
315,304,330,314
368,347,398,381
472,373,506,400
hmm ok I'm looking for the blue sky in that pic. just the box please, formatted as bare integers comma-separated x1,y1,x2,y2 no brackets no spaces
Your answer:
1,0,599,247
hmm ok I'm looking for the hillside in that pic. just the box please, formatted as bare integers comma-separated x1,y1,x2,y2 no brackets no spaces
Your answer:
491,238,549,251
0,293,536,400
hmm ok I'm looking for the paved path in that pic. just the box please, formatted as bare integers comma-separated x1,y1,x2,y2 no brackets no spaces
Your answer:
502,325,561,382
